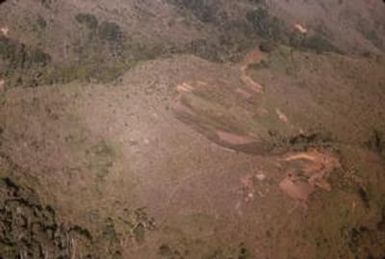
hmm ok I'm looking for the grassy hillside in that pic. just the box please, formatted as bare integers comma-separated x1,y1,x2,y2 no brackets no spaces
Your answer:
0,0,385,258
1,0,384,88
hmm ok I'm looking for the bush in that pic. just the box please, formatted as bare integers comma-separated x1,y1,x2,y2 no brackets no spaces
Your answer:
37,15,47,28
298,34,341,54
75,13,98,29
29,49,51,65
367,130,385,157
187,39,221,61
98,22,122,42
0,37,16,59
40,0,53,9
246,8,285,41
170,0,216,23
0,37,51,69
259,40,276,53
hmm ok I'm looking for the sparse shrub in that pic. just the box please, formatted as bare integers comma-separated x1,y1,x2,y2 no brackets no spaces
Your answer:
246,8,288,43
75,13,98,29
37,15,47,28
259,40,276,53
40,0,53,9
249,59,269,70
356,16,384,50
0,36,54,87
366,130,385,157
29,48,51,65
98,21,122,42
0,37,15,59
187,39,221,62
361,29,383,50
249,0,265,4
170,0,217,23
299,34,341,54
0,37,50,71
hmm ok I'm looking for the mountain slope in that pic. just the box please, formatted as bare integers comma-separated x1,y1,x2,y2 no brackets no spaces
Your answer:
1,0,384,87
0,0,385,258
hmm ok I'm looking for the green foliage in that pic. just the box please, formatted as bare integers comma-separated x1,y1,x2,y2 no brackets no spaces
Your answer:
284,27,341,54
98,21,122,42
356,17,384,50
29,48,51,65
259,40,276,53
361,29,383,50
297,34,341,54
246,8,285,41
170,0,217,23
249,0,266,4
36,15,47,28
187,39,221,62
245,7,341,54
75,13,98,29
248,59,269,70
0,178,95,258
366,130,385,157
39,59,131,85
0,37,51,68
0,30,140,87
0,36,51,87
0,37,16,60
40,0,53,9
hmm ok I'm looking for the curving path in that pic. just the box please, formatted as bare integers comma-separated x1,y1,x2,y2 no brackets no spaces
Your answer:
171,47,341,204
